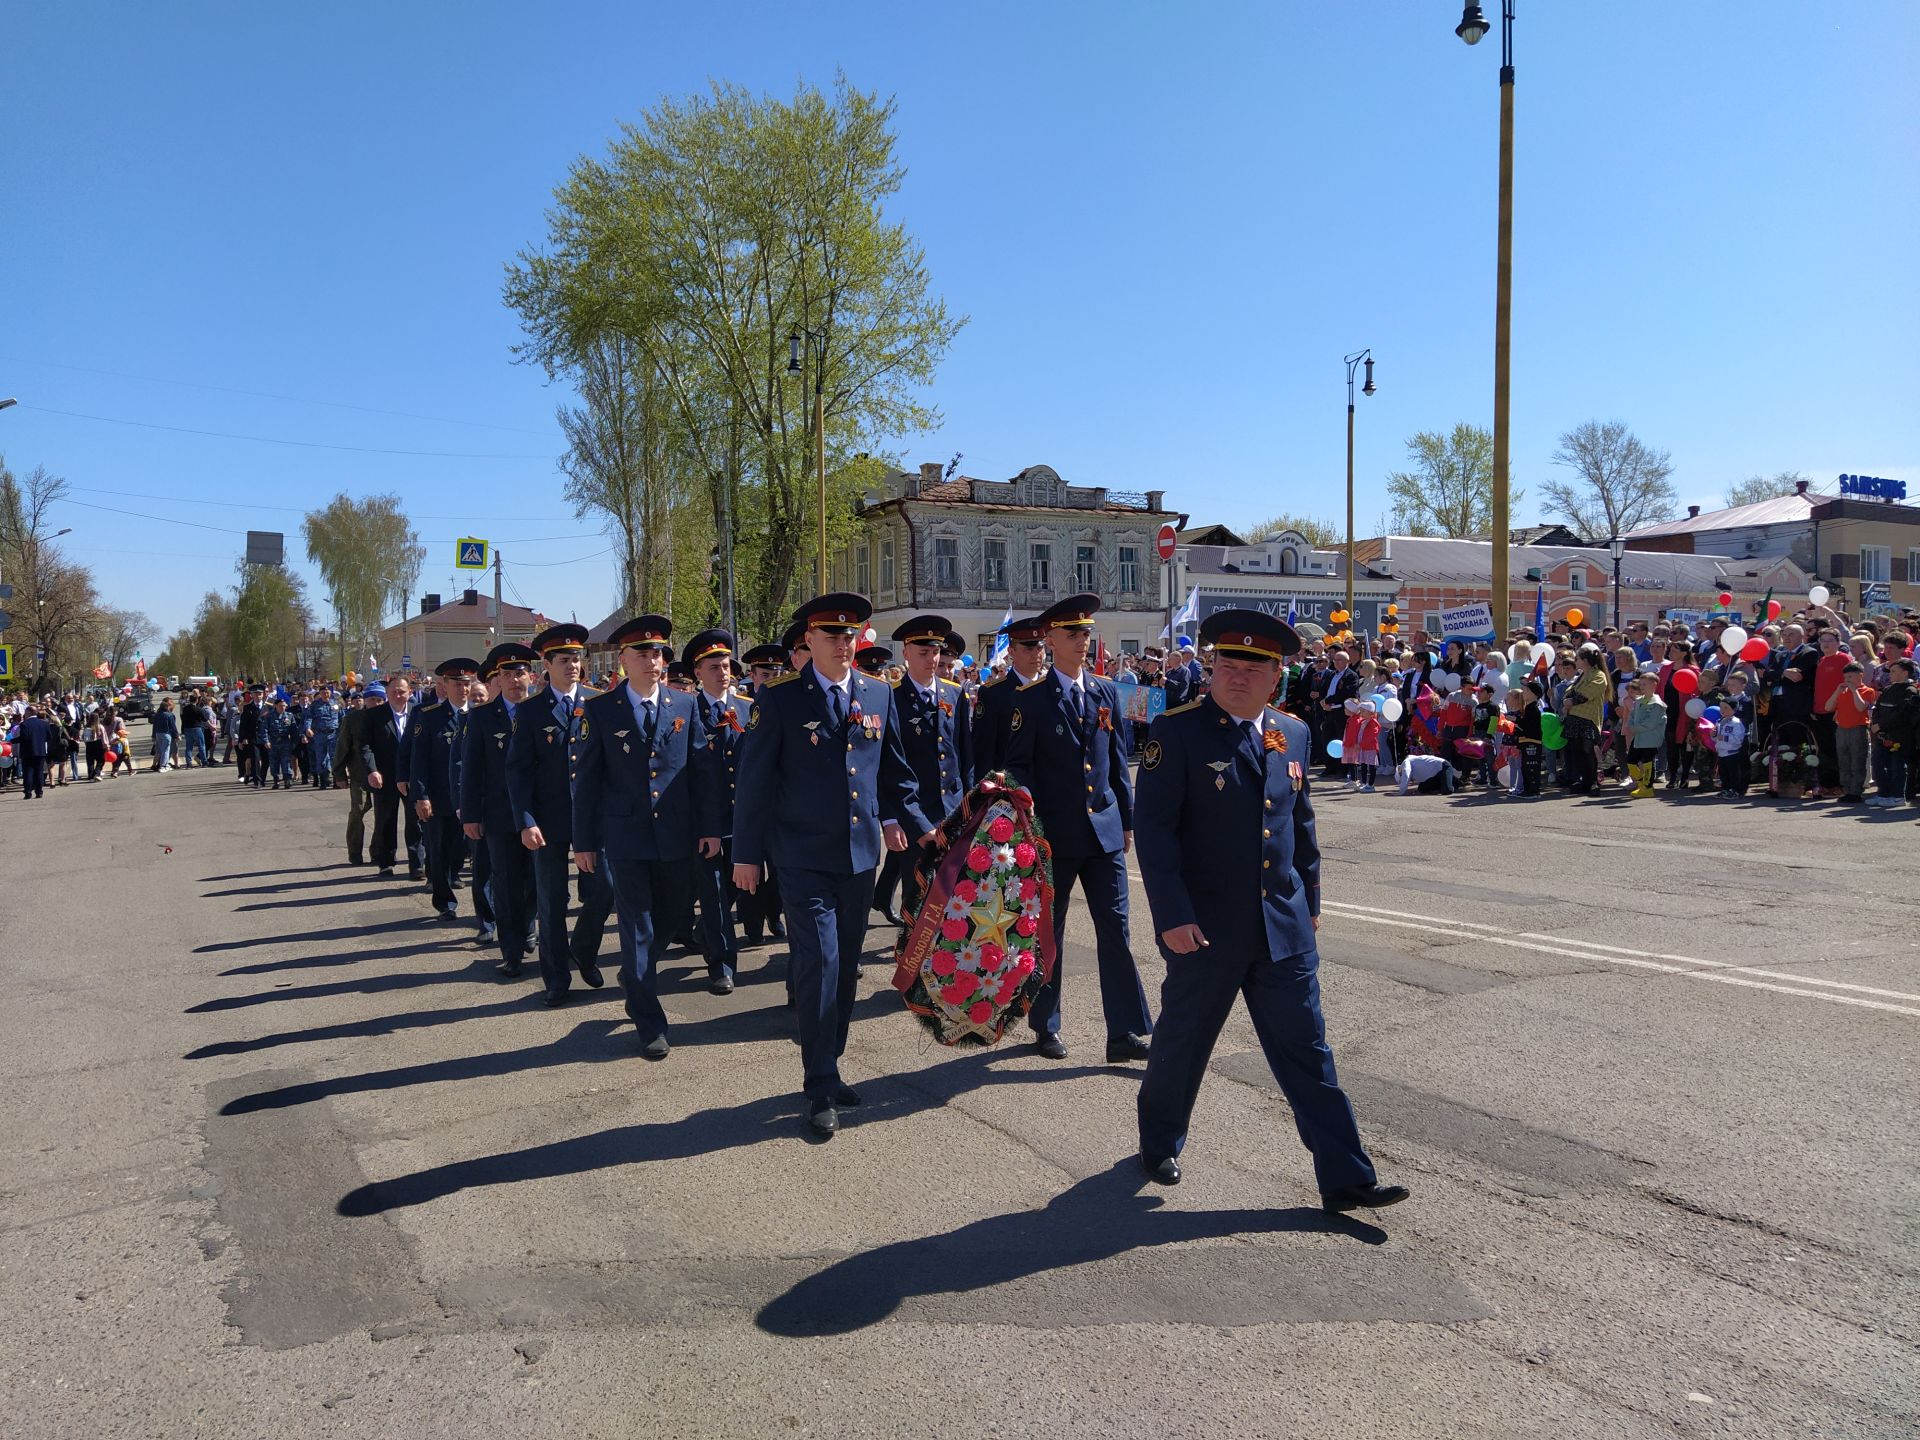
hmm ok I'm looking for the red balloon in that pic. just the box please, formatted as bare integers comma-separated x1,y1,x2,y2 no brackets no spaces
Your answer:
1672,667,1700,695
1740,637,1769,661
1766,600,1782,620
1717,592,1733,607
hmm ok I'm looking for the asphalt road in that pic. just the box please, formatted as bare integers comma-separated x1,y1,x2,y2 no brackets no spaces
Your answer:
2,749,1915,1439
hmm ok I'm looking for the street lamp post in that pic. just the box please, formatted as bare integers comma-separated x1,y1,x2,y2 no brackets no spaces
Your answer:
1455,2,1515,639
1607,535,1626,628
1343,350,1376,617
788,328,830,594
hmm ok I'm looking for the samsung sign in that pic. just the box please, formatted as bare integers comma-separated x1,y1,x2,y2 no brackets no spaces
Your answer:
1838,473,1907,500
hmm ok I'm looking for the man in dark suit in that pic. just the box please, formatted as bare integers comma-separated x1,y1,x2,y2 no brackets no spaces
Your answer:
507,624,614,1005
359,676,423,879
571,616,716,1055
733,593,931,1137
333,692,371,864
683,628,750,994
971,615,1048,779
735,643,790,947
874,613,974,927
411,659,477,920
463,644,539,975
1132,607,1407,1216
1004,594,1153,1064
16,706,52,799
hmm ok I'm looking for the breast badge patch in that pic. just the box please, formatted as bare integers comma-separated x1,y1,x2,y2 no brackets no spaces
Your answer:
1010,708,1024,733
1141,739,1161,770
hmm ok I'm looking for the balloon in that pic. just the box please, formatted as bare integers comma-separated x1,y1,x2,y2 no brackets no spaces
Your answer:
960,654,975,667
1672,667,1699,695
1565,607,1585,628
1327,739,1344,760
1685,697,1706,719
1495,763,1514,789
1704,705,1721,723
1717,591,1733,607
1381,697,1404,722
1808,585,1830,607
1439,672,1460,693
1540,712,1566,750
1386,603,1399,617
1531,641,1556,666
1740,637,1769,661
1720,625,1749,655
1766,599,1782,620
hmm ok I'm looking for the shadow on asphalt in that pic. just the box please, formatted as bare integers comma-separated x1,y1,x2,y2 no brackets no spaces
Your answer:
183,991,617,1059
754,1157,1386,1337
229,887,428,913
332,1048,1122,1219
193,916,439,953
198,862,357,883
185,959,510,1013
203,873,386,899
219,939,469,977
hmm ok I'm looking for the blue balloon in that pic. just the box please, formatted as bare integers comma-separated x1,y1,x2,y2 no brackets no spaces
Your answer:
1326,739,1344,760
1371,694,1389,713
1703,705,1721,722
960,653,975,667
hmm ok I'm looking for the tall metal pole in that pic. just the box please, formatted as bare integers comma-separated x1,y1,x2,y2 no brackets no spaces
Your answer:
493,546,504,645
815,377,827,595
1490,6,1515,643
1343,350,1374,619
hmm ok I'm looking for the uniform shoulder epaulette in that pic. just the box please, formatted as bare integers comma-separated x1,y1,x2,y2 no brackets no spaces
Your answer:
889,677,902,688
1164,699,1204,716
1016,675,1049,692
764,671,802,688
733,686,753,701
938,677,961,691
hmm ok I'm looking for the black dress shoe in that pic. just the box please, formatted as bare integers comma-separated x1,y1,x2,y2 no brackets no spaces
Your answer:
640,1034,671,1061
497,960,525,979
1322,1182,1411,1213
709,972,735,996
875,902,903,927
378,866,394,878
769,920,786,940
742,927,763,947
542,989,568,1008
1033,1034,1068,1060
1106,1033,1152,1063
408,869,424,882
808,1101,839,1137
578,958,606,988
832,1084,862,1108
1141,1154,1181,1185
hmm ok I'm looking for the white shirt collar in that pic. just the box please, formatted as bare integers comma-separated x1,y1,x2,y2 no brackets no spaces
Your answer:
814,667,851,700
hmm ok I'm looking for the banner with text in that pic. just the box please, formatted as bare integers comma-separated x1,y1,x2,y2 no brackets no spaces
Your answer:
1439,602,1497,644
1113,680,1169,724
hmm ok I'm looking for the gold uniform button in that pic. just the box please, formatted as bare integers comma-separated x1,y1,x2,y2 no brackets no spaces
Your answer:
850,791,859,799
1262,859,1271,869
1263,828,1271,838
849,766,857,775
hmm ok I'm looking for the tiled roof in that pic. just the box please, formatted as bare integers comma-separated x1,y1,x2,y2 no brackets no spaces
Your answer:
1625,493,1816,537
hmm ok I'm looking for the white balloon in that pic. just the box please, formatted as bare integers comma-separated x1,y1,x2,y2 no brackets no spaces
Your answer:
1720,625,1749,655
1685,697,1706,718
1531,641,1556,665
1808,584,1830,607
1441,672,1462,693
1382,697,1404,722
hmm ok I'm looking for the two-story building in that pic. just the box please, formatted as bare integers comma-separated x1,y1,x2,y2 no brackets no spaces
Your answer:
1171,530,1400,634
830,463,1174,658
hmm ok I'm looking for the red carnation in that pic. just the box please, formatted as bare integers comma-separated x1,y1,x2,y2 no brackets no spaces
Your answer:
940,917,968,942
947,971,981,1000
988,816,1015,843
967,1001,994,1025
967,846,992,873
978,942,1004,972
996,977,1018,1005
953,879,978,904
1013,841,1037,868
939,982,968,1006
929,952,957,978
1020,876,1040,900
1015,915,1038,938
1013,951,1036,979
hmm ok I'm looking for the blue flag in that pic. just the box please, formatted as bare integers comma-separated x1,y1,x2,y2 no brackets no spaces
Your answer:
1286,595,1298,627
1534,585,1546,638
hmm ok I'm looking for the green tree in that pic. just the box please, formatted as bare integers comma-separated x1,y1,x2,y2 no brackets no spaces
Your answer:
227,562,312,680
1384,425,1516,537
504,77,964,640
1724,471,1808,508
189,591,236,676
0,454,101,690
1244,513,1341,548
1544,420,1676,539
99,607,155,674
302,493,419,674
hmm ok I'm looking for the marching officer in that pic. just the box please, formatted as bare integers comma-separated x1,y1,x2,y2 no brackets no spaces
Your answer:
307,686,340,789
873,613,974,927
855,643,892,678
972,615,1048,778
683,627,750,994
732,593,931,1138
744,643,788,691
507,624,614,1006
1004,594,1153,1063
453,671,498,943
409,658,477,921
571,615,718,1058
1132,608,1407,1214
462,644,539,974
736,642,790,946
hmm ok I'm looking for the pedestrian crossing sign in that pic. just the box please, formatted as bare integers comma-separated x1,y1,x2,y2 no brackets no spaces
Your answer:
0,644,11,680
456,538,489,570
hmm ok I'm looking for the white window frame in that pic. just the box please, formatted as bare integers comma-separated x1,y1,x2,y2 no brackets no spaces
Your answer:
1117,544,1140,593
854,544,870,594
1075,542,1098,592
879,535,895,592
1907,548,1920,584
1030,541,1053,593
933,536,961,590
983,537,1008,591
1859,545,1891,584
1567,567,1588,594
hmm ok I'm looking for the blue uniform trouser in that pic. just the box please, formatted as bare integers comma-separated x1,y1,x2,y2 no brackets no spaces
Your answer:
693,839,739,981
269,740,293,782
529,840,612,997
469,826,494,927
1137,943,1376,1195
602,854,691,1042
781,866,874,1100
311,732,335,784
423,805,461,911
1030,848,1152,1042
483,829,535,963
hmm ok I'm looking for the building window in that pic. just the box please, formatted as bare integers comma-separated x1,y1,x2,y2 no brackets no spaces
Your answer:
1280,548,1299,575
1908,548,1920,583
1859,545,1891,583
1075,543,1097,591
1030,542,1053,592
879,536,895,592
1117,544,1140,593
933,537,960,590
855,544,870,594
983,538,1007,591
1567,567,1587,593
1423,612,1441,635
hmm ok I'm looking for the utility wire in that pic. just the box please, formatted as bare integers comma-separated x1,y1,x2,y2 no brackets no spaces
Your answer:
20,404,557,460
69,484,578,523
55,494,594,546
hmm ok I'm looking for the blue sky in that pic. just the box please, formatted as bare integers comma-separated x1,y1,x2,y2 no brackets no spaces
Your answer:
5,1,1916,645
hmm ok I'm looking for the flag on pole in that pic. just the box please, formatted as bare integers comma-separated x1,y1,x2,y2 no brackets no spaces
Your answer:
1163,585,1200,639
93,662,112,680
987,602,1013,668
1286,596,1298,627
1534,584,1546,640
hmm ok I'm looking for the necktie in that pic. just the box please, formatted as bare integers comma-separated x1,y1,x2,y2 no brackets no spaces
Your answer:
642,698,657,742
828,684,845,730
1072,681,1087,729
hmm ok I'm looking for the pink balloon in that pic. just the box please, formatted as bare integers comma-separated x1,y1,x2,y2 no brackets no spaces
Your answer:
1672,667,1700,695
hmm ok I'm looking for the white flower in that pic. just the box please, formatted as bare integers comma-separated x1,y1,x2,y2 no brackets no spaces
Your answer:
1021,895,1043,921
943,894,971,921
991,843,1017,871
958,942,981,969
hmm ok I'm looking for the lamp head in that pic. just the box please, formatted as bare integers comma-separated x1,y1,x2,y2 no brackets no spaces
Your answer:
1608,536,1626,561
1361,356,1376,396
787,331,802,373
1456,3,1490,44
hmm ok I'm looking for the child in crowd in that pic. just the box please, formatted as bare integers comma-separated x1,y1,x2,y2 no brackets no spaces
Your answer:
1471,683,1502,788
1506,686,1544,796
1868,657,1917,807
1342,694,1381,792
1626,671,1667,799
1369,666,1400,774
1713,698,1749,795
1827,660,1877,803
